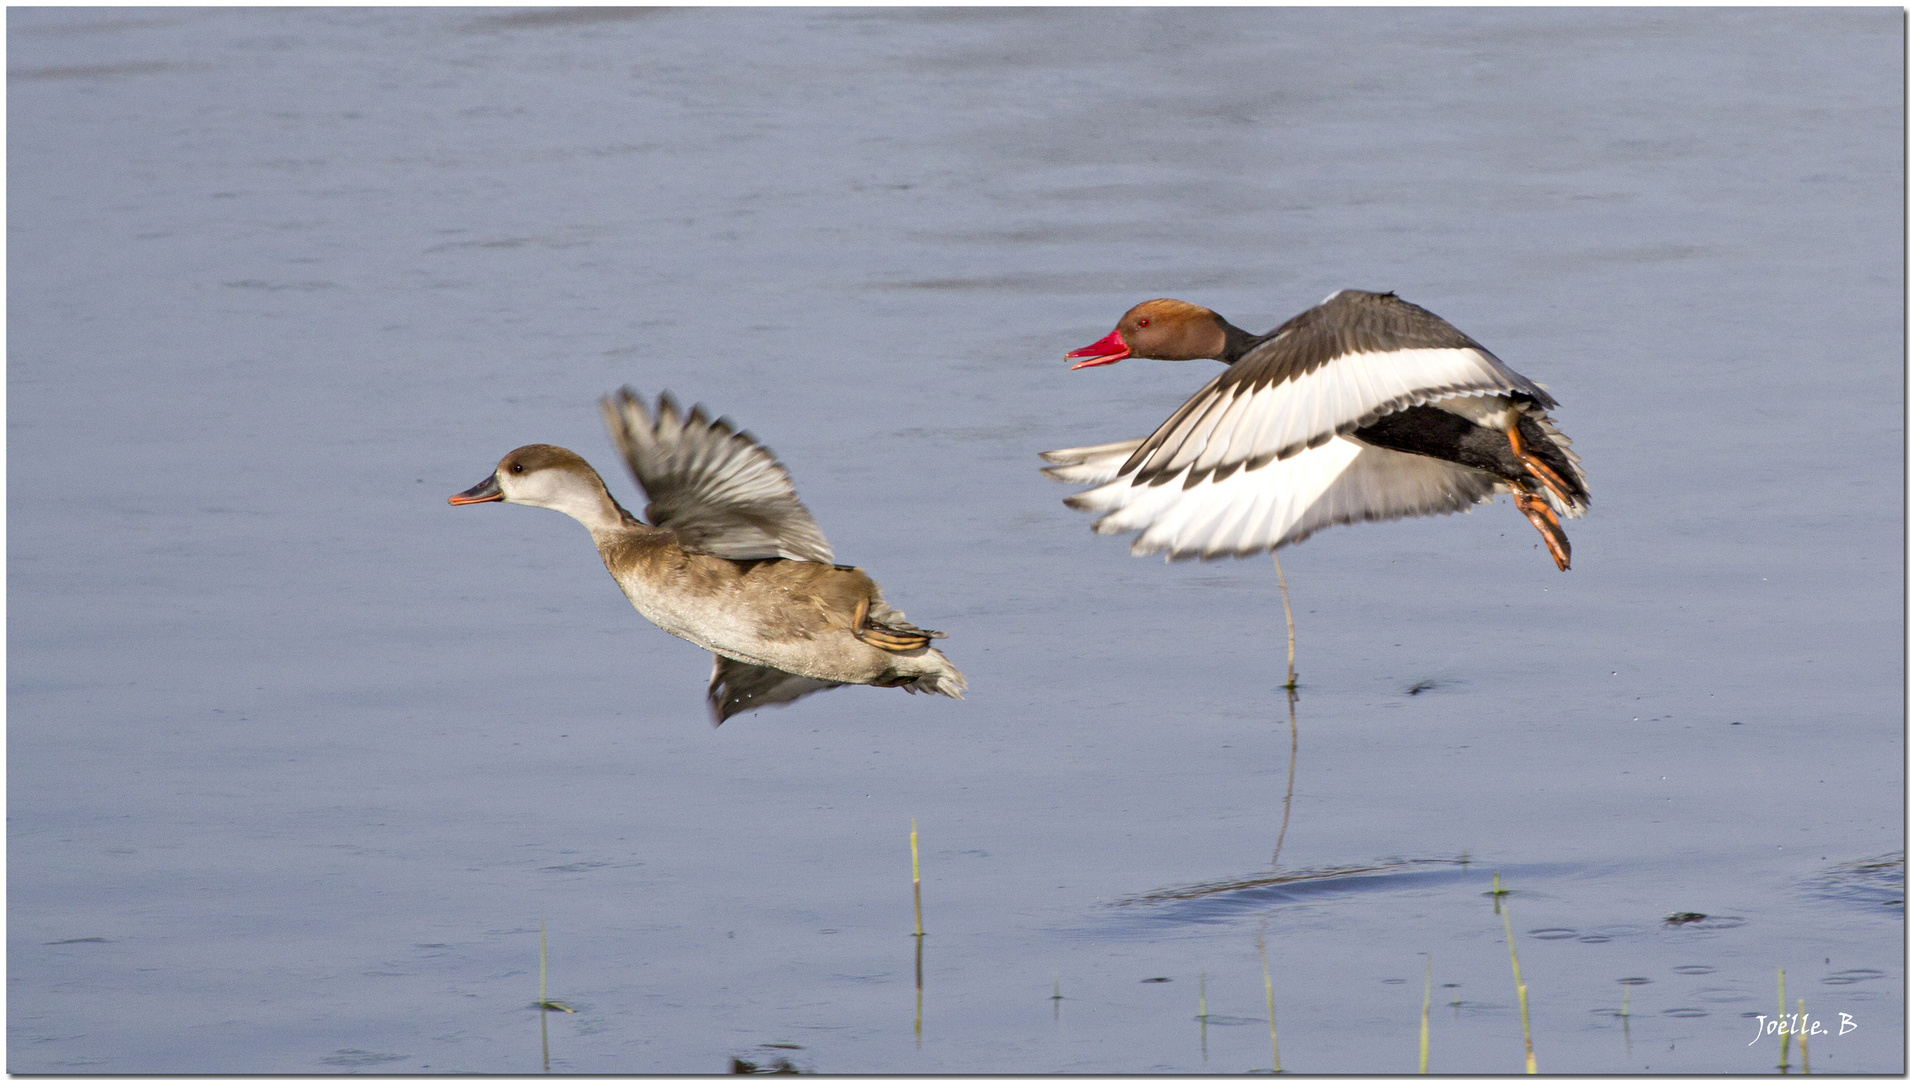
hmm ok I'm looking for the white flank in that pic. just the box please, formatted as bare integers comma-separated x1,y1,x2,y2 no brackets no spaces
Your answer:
1058,436,1506,560
1084,437,1360,558
1431,393,1519,430
1138,346,1529,481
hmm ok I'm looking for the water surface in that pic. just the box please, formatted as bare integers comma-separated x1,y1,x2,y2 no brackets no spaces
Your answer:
9,7,1902,1073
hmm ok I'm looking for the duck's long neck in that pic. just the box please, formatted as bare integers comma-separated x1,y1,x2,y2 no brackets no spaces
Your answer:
1215,317,1260,365
541,473,642,535
580,495,648,539
583,498,648,540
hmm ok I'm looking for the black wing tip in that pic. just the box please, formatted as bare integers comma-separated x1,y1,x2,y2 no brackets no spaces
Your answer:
1061,492,1099,511
601,386,641,423
705,670,744,726
606,385,650,415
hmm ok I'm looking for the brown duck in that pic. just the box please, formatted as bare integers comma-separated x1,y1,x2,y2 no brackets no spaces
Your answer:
451,389,964,723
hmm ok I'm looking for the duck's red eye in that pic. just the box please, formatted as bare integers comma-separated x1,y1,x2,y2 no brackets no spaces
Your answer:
1137,318,1150,328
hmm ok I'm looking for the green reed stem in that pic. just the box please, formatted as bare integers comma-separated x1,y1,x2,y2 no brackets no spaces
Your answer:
1257,930,1281,1073
1778,968,1789,1072
1797,997,1809,1074
1419,956,1431,1073
535,920,574,1012
1500,901,1534,1073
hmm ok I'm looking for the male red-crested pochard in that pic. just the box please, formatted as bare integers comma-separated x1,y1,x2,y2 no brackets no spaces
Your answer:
451,389,965,723
1041,290,1588,569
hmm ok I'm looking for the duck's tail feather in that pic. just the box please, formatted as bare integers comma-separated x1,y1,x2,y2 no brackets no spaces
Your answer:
898,650,966,699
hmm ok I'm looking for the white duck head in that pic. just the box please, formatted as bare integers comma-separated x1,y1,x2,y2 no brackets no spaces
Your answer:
449,444,628,531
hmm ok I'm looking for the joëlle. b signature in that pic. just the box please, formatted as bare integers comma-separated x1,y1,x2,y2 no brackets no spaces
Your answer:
1750,1011,1856,1045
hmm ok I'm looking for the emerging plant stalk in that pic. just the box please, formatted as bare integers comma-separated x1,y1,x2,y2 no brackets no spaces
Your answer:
1272,551,1297,689
1419,956,1431,1073
1500,902,1535,1073
1257,929,1281,1073
911,819,923,938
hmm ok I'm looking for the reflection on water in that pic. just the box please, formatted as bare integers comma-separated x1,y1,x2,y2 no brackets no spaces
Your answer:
729,1053,804,1074
1270,688,1299,867
1114,690,1468,920
911,820,924,1048
1621,983,1633,1057
533,921,575,1072
1809,851,1905,911
1197,971,1206,1061
731,1041,811,1073
1254,926,1283,1074
469,7,662,30
1121,856,1474,908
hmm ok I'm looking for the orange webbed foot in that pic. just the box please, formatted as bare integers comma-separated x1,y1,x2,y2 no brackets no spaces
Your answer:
1513,489,1572,570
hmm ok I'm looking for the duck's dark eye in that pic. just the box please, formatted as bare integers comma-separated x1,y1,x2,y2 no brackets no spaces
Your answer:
510,463,525,474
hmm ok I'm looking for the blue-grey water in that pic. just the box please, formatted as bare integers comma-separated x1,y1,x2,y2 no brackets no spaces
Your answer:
8,7,1902,1074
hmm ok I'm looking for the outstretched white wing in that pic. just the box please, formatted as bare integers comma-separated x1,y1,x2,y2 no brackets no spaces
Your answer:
1051,435,1502,560
1038,438,1145,485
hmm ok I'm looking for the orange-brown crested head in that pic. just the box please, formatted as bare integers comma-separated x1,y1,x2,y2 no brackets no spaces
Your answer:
1065,298,1228,369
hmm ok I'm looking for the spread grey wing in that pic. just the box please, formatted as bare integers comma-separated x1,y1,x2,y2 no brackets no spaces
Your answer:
707,655,843,725
1122,291,1553,487
601,388,834,563
1282,442,1503,548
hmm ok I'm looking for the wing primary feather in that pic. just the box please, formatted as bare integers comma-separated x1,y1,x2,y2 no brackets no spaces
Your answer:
599,387,835,563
